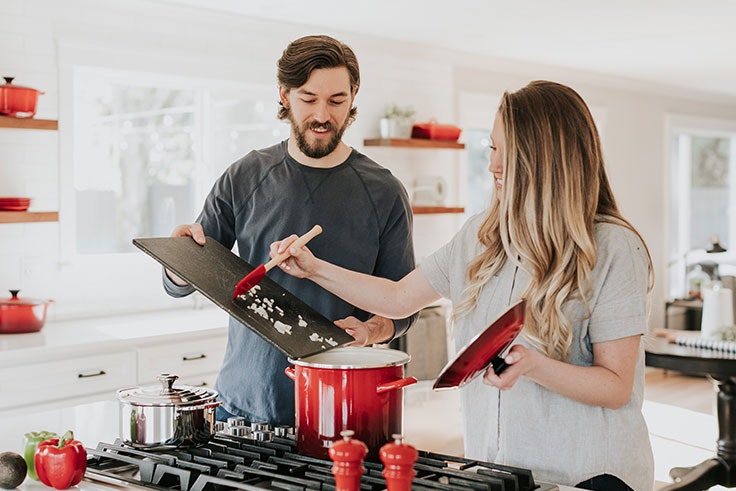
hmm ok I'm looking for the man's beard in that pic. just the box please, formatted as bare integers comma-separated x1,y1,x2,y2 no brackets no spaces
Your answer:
289,113,350,159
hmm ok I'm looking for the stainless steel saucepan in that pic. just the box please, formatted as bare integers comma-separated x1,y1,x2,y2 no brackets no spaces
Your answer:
116,373,220,449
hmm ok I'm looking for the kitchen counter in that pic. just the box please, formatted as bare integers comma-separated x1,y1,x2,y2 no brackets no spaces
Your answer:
0,306,229,415
0,306,229,366
0,398,121,490
0,398,579,491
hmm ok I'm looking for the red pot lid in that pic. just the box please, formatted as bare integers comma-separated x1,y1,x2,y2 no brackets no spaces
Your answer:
0,290,52,307
1,77,42,93
433,299,526,390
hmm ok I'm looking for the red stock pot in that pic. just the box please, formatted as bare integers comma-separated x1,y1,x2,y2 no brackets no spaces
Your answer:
0,290,54,334
0,77,44,118
285,347,417,460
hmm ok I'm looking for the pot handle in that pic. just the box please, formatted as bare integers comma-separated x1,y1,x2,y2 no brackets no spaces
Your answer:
376,376,418,394
284,366,296,381
205,400,222,409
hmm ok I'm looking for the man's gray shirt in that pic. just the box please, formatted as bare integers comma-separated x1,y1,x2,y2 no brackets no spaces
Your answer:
164,140,417,425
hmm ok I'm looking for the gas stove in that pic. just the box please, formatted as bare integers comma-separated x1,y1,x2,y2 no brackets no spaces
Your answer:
84,432,558,491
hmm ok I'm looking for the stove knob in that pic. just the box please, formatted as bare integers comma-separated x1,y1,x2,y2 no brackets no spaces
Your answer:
253,430,273,442
251,421,270,432
274,425,293,437
380,434,418,491
229,425,251,437
329,430,368,491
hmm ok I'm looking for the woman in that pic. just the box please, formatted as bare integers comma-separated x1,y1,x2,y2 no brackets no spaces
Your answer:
274,80,654,491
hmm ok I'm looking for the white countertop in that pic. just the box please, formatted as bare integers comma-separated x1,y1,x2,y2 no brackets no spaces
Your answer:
0,306,229,365
0,398,121,490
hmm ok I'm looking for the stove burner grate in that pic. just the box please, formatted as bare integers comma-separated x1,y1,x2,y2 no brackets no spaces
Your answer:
84,435,557,491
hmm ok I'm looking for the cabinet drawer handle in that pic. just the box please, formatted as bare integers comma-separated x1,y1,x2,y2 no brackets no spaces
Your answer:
78,370,107,378
182,354,207,361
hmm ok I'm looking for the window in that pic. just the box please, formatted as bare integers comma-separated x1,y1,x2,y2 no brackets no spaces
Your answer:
70,68,288,255
668,115,736,298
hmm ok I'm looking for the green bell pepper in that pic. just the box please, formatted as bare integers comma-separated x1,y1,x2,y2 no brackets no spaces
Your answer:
23,430,58,480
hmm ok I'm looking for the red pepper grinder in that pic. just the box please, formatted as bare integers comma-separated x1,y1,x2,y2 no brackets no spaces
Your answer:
380,433,418,491
328,429,368,491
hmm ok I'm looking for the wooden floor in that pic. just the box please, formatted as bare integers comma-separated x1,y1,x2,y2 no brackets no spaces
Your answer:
644,368,715,415
644,368,725,490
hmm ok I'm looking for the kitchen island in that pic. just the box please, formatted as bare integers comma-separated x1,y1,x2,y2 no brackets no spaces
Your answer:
0,306,581,490
0,397,578,491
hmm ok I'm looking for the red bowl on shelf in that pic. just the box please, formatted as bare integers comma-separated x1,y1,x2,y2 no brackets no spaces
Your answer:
411,122,462,141
0,197,31,211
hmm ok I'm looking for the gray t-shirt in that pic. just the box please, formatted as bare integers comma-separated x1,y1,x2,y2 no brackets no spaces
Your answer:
421,213,654,491
164,140,417,425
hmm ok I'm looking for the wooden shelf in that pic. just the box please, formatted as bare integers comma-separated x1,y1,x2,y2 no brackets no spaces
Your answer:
412,206,465,215
0,211,59,223
364,138,464,149
0,115,58,130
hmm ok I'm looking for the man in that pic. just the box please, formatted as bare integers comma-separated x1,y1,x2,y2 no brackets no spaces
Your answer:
163,34,417,426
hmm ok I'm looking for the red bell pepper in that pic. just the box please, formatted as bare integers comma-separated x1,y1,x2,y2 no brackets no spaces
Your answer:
34,430,87,490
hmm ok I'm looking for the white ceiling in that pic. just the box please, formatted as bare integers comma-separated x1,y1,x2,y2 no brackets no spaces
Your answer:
152,0,736,98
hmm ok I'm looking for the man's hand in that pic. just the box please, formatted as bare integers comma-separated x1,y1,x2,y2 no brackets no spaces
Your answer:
334,316,395,346
171,223,206,244
166,223,206,286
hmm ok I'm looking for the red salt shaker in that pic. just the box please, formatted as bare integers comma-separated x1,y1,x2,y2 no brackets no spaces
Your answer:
328,430,368,491
380,433,418,491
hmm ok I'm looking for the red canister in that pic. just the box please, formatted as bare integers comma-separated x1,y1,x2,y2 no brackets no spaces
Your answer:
380,434,418,491
329,430,367,491
285,347,417,459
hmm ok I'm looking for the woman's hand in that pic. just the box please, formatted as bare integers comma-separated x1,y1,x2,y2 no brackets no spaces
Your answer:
270,234,319,279
482,344,538,390
482,335,641,409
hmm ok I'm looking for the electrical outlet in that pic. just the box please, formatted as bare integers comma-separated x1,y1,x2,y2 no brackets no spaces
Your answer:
20,257,42,281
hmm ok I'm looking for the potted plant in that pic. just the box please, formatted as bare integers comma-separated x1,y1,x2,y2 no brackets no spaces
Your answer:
379,104,415,139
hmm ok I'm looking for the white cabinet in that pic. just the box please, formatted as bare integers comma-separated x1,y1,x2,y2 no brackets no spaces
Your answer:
0,349,136,410
0,308,229,414
137,332,227,387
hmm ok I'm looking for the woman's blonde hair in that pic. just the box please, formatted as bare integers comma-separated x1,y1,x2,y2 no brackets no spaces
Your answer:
455,80,653,361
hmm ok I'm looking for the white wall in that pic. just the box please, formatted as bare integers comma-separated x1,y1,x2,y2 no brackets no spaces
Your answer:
2,0,736,329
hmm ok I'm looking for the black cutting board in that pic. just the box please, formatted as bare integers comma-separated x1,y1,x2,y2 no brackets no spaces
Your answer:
133,236,353,359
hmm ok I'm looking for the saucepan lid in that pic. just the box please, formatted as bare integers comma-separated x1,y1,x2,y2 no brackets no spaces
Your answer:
0,290,52,307
1,77,44,94
116,373,218,407
433,299,526,390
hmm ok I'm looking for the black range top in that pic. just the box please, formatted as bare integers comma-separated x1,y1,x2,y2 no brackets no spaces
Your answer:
84,434,558,491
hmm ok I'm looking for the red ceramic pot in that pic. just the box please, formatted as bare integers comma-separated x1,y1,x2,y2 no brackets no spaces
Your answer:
0,77,44,118
285,347,417,460
0,290,53,334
